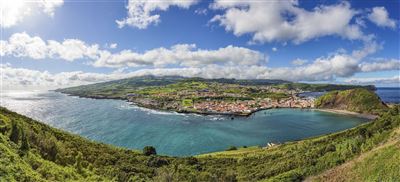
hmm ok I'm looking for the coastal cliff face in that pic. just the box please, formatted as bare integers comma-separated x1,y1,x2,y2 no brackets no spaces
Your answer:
315,88,388,114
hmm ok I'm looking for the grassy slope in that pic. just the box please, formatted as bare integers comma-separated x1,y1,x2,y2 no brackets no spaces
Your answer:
0,90,399,181
315,88,387,114
308,127,400,182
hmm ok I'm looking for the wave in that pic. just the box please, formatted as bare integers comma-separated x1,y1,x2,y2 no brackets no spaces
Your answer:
207,116,226,121
117,103,188,116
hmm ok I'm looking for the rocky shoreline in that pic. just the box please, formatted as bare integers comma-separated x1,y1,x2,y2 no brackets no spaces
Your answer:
131,100,255,117
57,91,378,119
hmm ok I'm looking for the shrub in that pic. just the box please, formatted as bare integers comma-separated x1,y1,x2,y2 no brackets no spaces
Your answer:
75,152,84,174
226,146,237,151
20,129,30,152
147,156,169,167
9,121,20,143
143,146,157,156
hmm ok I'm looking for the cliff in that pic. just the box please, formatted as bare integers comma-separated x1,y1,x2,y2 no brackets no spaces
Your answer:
315,88,388,114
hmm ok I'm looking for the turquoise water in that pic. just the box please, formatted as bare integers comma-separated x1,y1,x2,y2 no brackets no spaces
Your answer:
0,91,367,156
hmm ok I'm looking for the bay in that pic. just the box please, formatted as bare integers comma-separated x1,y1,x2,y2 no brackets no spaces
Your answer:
0,91,368,156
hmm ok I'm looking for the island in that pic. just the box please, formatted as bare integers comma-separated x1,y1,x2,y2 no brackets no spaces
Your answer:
56,76,375,116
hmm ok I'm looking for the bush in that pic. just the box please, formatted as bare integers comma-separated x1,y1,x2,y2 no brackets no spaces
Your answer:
147,156,169,167
9,121,20,143
75,152,84,174
143,146,157,156
226,146,237,151
20,129,30,152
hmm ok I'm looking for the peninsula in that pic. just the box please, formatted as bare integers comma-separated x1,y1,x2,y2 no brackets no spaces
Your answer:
56,76,375,116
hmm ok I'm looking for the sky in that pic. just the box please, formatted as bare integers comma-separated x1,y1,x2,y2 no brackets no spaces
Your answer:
0,0,399,90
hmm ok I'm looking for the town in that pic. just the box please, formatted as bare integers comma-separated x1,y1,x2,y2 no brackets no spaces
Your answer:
192,97,315,116
126,81,315,116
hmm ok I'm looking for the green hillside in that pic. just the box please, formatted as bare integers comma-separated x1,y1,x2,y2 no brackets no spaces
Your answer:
1,103,399,181
315,88,388,114
308,127,400,182
56,76,373,100
55,76,290,99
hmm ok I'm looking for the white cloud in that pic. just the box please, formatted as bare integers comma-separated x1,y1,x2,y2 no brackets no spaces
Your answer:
359,59,400,72
268,54,360,81
90,44,393,82
93,44,266,68
0,0,63,28
2,33,399,89
368,7,396,29
2,55,399,90
272,47,278,52
0,64,118,90
1,32,101,61
3,32,48,59
345,76,400,85
291,58,307,66
39,0,64,17
2,32,266,68
47,39,100,61
109,43,118,49
210,1,366,44
260,41,384,81
195,8,208,15
116,0,199,29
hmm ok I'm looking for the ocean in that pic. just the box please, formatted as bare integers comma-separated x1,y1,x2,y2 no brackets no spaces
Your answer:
299,87,400,104
0,90,372,156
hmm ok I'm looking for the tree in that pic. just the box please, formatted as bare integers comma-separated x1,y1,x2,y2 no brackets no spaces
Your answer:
226,146,237,151
9,121,20,144
20,129,30,152
143,146,157,156
47,139,58,162
75,152,84,174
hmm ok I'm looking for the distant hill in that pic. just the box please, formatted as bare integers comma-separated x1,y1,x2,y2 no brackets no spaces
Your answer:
315,88,388,114
56,75,374,99
55,75,291,99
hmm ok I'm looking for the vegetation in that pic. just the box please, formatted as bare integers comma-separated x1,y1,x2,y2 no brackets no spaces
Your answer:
56,76,291,99
56,76,373,100
309,126,400,181
143,146,157,156
226,146,237,151
274,83,376,92
57,76,374,116
315,88,388,114
1,101,399,181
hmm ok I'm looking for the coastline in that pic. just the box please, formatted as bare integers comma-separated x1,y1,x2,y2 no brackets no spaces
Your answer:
315,109,378,120
57,91,253,116
57,91,379,119
132,101,256,117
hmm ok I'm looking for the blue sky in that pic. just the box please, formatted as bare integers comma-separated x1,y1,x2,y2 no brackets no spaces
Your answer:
1,0,399,89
